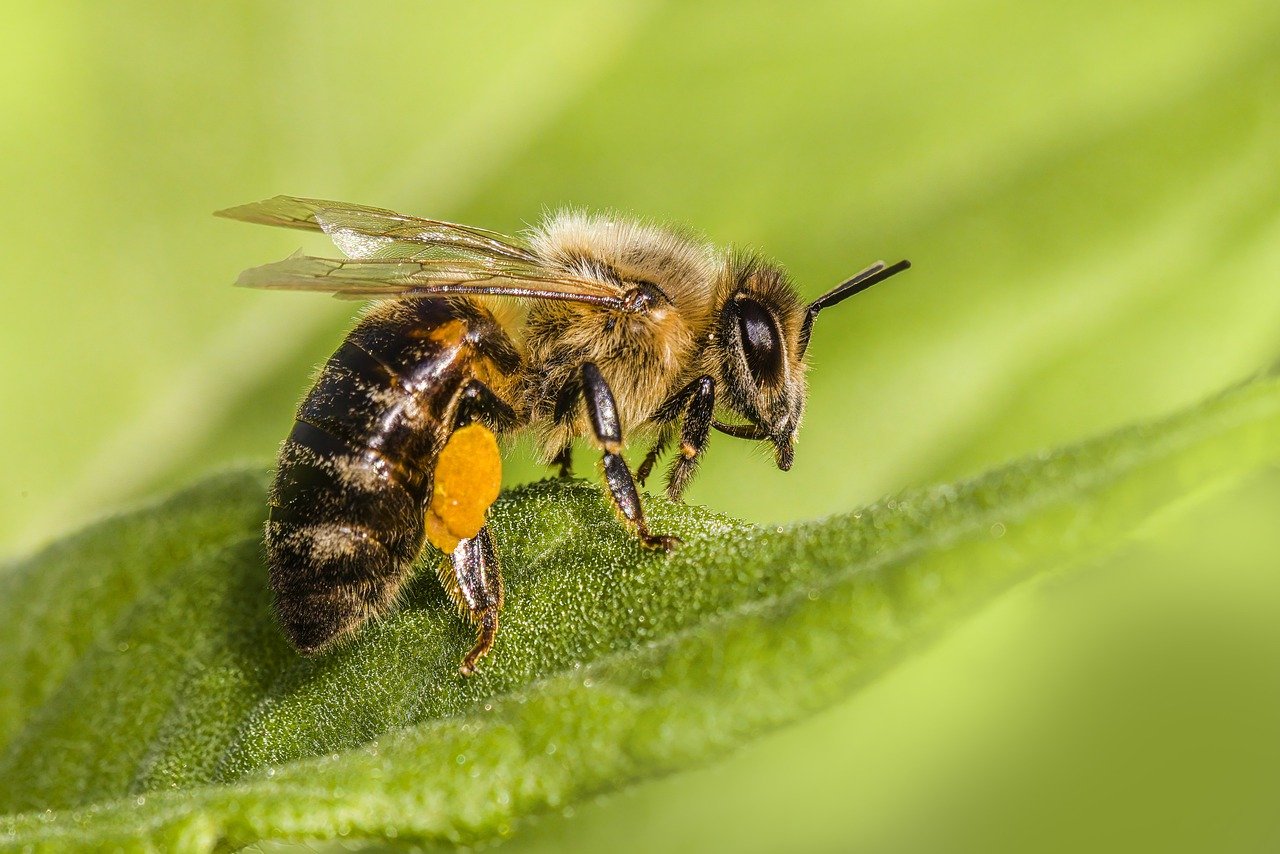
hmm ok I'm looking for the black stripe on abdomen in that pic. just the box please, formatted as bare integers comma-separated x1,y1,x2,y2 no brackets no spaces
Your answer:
297,339,453,485
265,419,427,653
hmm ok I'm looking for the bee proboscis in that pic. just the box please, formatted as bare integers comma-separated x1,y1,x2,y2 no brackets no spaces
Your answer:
218,196,909,674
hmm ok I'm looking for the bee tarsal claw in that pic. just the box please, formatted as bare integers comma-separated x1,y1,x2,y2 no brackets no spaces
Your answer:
642,533,682,552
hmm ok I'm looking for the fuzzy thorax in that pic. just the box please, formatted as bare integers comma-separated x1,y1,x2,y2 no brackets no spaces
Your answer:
520,210,727,457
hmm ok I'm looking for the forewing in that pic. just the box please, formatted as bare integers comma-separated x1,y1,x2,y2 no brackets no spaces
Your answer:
235,253,626,308
215,195,539,263
214,196,331,232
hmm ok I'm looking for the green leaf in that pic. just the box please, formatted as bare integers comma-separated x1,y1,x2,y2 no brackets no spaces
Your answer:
3,373,1280,850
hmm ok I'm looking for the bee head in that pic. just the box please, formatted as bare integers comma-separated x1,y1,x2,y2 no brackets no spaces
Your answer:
713,256,911,471
712,255,808,470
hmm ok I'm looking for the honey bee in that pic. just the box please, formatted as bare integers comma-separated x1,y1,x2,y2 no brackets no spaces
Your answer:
218,196,909,674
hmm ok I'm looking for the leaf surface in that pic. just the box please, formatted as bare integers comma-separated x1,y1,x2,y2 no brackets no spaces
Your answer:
3,373,1280,851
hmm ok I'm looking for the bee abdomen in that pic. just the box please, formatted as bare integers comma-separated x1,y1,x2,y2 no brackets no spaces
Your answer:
266,419,426,654
297,340,442,490
265,298,512,655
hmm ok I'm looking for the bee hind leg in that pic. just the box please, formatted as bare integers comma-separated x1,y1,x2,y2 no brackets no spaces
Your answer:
580,362,680,552
436,381,513,675
439,525,504,676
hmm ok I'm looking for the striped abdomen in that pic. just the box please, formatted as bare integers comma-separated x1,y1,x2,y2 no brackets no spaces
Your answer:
266,298,516,653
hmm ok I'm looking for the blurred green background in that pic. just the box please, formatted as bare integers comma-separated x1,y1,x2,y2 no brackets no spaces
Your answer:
3,1,1279,851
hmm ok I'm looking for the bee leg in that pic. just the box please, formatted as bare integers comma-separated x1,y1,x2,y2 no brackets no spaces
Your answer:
443,381,512,675
448,525,504,676
666,375,715,501
639,377,700,487
580,362,680,551
551,444,574,478
455,378,518,432
547,371,585,479
636,425,673,487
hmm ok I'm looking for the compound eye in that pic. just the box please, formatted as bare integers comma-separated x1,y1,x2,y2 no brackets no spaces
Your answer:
736,298,784,386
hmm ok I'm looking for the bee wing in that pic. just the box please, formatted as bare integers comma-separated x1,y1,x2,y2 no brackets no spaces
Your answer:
215,195,539,264
235,252,627,308
220,196,625,307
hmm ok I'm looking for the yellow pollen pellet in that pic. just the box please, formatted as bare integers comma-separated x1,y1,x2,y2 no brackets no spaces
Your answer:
424,423,502,553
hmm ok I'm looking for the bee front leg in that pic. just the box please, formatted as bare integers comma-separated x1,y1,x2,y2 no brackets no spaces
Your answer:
580,362,680,551
636,424,674,487
666,375,715,501
638,376,700,487
449,526,504,676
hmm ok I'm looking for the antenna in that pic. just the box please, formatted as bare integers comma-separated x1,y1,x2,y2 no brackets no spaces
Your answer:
798,259,911,356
